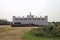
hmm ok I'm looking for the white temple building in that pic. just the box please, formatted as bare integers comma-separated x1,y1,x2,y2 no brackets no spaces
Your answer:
12,12,48,26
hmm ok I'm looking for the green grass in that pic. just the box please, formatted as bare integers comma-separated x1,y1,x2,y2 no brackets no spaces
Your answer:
22,32,60,40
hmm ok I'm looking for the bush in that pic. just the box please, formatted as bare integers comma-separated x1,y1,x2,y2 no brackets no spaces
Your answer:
30,22,60,37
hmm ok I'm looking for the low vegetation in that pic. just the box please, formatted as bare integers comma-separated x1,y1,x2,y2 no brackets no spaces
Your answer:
0,27,14,33
22,22,60,40
0,26,32,40
22,31,60,40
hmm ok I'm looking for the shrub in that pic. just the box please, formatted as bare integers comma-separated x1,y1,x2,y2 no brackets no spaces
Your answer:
30,22,60,37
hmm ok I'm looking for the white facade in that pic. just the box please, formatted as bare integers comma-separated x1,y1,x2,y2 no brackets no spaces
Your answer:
12,12,48,26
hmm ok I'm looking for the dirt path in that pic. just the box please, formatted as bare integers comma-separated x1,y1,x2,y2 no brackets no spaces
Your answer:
0,27,32,40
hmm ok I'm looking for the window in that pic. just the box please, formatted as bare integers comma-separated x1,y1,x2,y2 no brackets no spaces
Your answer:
15,18,19,20
41,18,45,20
24,18,27,20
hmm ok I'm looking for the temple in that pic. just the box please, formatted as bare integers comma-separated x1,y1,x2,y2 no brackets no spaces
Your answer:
12,12,48,27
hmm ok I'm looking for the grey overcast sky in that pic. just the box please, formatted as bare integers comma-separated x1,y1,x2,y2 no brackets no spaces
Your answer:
0,0,60,22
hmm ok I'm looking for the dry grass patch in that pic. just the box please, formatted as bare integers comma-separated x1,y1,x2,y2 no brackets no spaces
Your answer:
0,25,32,40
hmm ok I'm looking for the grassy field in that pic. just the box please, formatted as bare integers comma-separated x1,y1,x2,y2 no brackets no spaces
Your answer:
0,25,60,40
0,25,32,40
22,31,60,40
